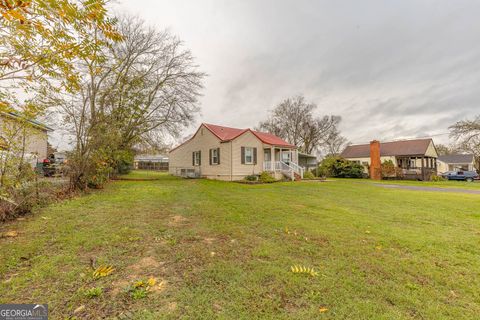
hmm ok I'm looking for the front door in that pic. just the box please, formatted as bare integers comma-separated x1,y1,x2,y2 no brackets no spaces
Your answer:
281,150,291,164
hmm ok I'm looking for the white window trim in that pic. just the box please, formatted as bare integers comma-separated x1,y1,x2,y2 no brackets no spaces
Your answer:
211,149,219,165
194,151,201,166
244,147,254,164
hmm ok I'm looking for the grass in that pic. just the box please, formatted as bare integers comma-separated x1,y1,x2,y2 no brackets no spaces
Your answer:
116,169,167,180
348,178,480,190
1,171,480,319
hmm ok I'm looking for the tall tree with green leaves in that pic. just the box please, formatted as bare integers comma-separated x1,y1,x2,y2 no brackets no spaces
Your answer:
0,0,121,215
0,0,121,112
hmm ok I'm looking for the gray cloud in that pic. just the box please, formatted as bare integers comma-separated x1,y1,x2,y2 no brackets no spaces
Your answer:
111,0,480,147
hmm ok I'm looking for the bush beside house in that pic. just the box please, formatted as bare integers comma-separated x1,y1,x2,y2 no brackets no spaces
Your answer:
317,156,364,178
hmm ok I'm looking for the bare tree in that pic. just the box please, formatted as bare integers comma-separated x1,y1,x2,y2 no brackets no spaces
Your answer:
258,95,344,154
322,129,348,156
48,16,204,189
258,96,314,147
449,115,480,169
104,16,205,147
435,143,461,156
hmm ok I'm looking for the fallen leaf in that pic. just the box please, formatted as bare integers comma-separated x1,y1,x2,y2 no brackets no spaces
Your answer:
147,277,156,287
93,265,115,279
319,307,328,312
4,231,18,237
73,305,85,314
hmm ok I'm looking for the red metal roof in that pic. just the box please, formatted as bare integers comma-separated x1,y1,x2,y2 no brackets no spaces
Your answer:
251,130,295,147
170,123,295,152
203,123,247,141
204,123,294,147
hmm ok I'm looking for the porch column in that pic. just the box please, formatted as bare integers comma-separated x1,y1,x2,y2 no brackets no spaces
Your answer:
271,146,274,171
421,156,425,180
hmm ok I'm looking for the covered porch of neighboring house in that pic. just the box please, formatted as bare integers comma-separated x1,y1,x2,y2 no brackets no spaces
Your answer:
396,155,437,180
262,146,304,180
298,152,318,171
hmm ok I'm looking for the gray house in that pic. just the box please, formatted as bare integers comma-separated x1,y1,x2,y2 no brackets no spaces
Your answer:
437,154,476,173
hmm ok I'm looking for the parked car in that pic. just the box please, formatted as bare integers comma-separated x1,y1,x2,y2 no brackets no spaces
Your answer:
441,170,479,182
41,154,66,177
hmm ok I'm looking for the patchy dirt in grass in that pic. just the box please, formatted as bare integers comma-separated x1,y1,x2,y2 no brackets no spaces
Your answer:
203,237,216,244
129,256,164,273
111,256,166,296
168,215,188,226
168,301,178,311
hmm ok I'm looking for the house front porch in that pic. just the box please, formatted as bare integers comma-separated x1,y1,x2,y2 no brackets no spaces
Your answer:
396,155,437,180
262,147,304,180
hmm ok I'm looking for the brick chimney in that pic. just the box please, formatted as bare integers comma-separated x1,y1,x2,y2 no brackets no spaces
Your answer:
369,140,381,180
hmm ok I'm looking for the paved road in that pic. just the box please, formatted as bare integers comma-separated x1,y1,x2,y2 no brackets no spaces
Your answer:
374,183,480,194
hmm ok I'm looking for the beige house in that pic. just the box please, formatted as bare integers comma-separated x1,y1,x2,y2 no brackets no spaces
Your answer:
437,154,476,173
169,123,305,181
341,138,438,180
0,112,52,164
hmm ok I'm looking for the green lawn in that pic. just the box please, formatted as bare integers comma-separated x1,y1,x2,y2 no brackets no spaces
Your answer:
349,178,480,190
1,172,480,319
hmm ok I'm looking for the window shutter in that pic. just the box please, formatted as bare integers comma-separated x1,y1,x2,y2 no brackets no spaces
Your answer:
253,147,257,164
192,152,195,166
217,148,220,165
199,151,201,165
209,149,212,165
241,147,245,164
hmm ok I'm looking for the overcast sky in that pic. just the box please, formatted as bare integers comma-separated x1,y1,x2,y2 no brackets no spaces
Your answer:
108,0,480,146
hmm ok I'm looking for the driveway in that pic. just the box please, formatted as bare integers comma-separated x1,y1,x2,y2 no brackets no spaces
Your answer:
374,183,480,194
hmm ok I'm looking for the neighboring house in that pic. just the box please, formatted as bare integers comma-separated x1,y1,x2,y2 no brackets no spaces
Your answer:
0,112,52,163
134,154,169,171
298,152,318,171
53,151,68,163
437,154,476,173
341,138,438,180
168,123,305,181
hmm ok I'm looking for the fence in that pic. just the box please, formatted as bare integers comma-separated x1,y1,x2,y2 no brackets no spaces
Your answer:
134,161,169,171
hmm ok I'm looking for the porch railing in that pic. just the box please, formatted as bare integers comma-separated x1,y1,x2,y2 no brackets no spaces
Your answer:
288,161,304,179
263,161,304,180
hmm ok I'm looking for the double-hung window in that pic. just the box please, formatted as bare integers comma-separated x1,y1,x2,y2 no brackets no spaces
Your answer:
210,148,220,165
244,147,253,164
193,151,201,166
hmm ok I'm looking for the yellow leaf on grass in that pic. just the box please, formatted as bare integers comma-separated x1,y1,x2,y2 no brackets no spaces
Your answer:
319,307,328,312
4,231,18,237
147,277,156,287
93,265,115,279
290,265,318,277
